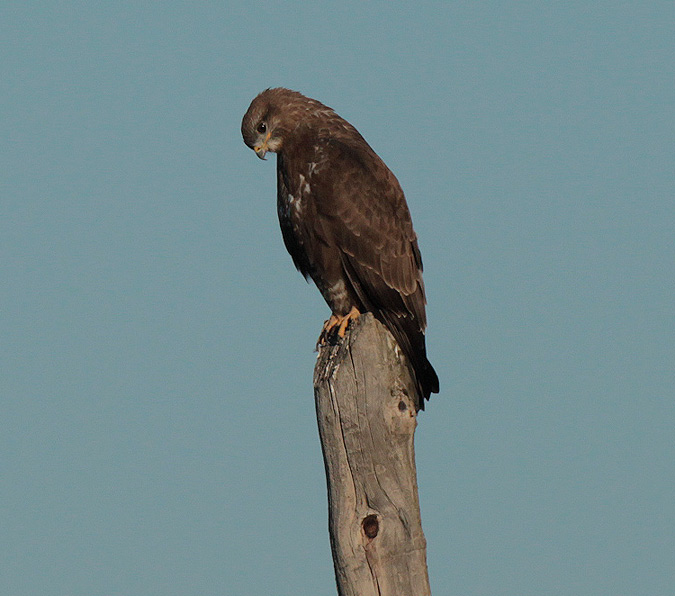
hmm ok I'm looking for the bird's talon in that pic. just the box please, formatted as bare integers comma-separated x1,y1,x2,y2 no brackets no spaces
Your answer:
337,306,360,338
317,308,361,345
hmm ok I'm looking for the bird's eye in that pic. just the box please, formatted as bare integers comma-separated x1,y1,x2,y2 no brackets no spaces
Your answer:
257,122,267,134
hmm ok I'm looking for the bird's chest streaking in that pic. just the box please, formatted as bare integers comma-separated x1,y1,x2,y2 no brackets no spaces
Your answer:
276,154,356,316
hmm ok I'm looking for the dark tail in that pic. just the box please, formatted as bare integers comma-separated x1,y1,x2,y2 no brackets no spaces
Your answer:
376,312,439,410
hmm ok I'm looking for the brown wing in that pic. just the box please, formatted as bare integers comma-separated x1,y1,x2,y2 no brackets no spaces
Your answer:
309,137,439,403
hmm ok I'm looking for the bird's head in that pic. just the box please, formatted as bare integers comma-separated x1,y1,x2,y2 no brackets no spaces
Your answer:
241,89,292,160
242,88,336,160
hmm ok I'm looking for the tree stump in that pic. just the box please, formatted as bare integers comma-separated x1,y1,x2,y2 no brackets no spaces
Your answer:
314,313,431,596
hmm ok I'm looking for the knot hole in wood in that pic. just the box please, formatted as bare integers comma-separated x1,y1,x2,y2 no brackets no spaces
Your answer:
362,514,379,540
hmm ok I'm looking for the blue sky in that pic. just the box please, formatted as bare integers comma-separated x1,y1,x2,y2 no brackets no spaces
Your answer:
1,2,673,595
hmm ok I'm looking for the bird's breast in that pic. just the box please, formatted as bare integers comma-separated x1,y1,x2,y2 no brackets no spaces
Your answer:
277,189,302,222
280,171,312,215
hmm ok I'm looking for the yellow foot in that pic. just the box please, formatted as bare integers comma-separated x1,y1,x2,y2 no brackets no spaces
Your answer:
318,307,361,346
337,306,360,338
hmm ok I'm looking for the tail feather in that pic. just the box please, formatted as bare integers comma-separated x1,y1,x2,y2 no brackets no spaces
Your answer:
376,311,439,410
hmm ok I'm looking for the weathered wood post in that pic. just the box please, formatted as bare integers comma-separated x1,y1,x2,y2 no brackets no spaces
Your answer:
313,313,431,596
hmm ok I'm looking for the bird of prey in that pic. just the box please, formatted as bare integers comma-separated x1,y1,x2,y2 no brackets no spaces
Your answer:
241,88,439,408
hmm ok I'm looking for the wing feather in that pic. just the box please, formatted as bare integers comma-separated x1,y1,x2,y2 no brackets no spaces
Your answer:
315,138,426,314
306,137,437,402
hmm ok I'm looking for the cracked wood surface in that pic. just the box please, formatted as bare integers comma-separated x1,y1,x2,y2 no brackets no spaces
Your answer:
314,313,431,596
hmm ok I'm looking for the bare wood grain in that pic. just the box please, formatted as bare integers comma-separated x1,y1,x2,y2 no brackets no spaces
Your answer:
314,313,431,596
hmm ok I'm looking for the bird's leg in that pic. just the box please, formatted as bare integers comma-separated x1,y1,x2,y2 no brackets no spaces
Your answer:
317,307,361,347
317,314,341,347
322,314,341,336
337,306,360,338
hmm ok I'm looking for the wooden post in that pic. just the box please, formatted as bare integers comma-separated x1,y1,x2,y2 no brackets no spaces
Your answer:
313,313,431,596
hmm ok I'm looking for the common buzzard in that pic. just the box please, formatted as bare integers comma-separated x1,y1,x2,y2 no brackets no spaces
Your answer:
242,88,439,408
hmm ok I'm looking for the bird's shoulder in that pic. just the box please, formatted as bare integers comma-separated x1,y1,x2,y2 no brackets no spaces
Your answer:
284,130,402,209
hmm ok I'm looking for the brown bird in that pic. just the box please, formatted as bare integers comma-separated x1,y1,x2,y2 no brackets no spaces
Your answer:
241,88,439,408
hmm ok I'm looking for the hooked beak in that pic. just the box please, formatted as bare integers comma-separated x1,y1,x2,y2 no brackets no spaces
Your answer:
254,131,271,160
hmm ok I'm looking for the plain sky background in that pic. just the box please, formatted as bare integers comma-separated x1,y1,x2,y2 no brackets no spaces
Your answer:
2,2,673,595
